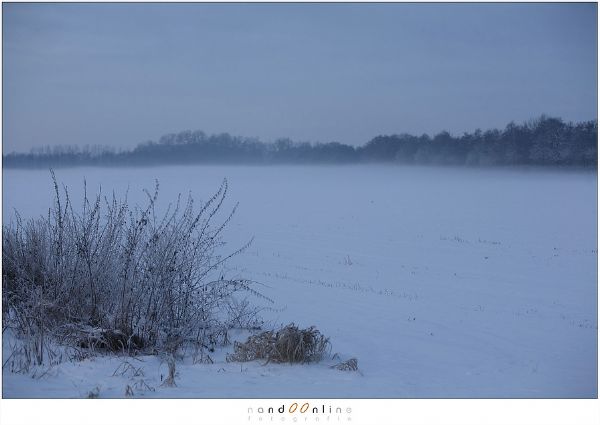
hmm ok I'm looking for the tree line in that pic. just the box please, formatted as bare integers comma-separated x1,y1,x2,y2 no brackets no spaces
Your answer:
4,115,597,168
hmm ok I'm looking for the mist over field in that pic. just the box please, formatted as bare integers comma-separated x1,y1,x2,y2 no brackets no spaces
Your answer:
3,165,597,398
4,115,597,168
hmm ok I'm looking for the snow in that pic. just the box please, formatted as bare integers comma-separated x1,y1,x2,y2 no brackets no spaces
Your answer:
2,165,597,398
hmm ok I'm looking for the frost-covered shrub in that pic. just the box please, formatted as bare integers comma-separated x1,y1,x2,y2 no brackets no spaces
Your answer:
2,171,268,361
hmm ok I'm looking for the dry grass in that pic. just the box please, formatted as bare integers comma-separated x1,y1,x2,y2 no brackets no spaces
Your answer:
132,379,155,393
160,355,177,387
331,357,358,371
87,386,100,398
227,323,330,364
112,361,144,378
124,384,134,397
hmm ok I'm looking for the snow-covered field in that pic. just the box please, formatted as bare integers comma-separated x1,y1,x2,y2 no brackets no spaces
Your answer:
2,165,597,398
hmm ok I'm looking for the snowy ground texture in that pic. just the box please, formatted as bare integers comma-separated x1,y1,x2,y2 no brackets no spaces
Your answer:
2,165,597,398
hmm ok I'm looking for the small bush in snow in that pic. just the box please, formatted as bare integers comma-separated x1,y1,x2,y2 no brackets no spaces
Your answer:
330,357,358,372
2,171,269,363
226,323,330,364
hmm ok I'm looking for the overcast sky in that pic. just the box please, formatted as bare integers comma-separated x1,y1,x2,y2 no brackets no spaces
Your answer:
3,3,597,153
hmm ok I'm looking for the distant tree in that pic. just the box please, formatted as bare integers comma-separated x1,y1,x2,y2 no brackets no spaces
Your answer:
529,115,565,164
